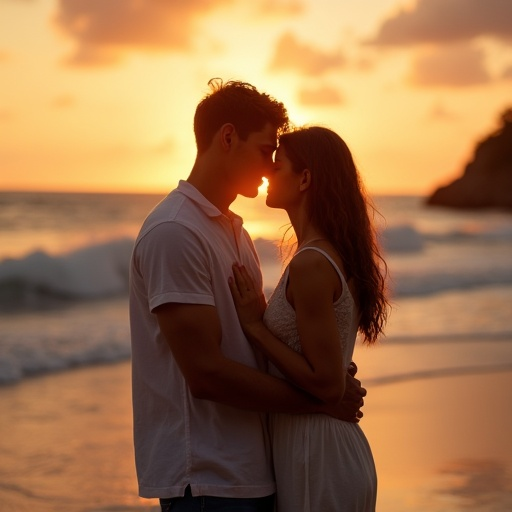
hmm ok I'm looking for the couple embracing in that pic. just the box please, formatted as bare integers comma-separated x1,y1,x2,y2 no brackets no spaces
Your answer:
129,79,389,512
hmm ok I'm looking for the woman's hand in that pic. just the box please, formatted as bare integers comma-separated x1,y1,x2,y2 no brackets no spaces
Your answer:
228,264,266,335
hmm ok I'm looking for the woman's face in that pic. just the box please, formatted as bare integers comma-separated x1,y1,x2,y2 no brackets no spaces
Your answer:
265,145,303,210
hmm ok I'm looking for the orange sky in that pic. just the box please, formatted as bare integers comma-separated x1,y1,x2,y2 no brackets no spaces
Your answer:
1,0,511,196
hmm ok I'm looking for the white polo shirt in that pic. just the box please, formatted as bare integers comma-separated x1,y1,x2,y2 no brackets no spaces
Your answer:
129,180,275,499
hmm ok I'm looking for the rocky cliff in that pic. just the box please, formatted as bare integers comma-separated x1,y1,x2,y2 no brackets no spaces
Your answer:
426,108,512,210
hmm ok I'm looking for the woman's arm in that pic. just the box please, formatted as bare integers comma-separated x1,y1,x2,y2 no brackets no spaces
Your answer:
230,251,346,405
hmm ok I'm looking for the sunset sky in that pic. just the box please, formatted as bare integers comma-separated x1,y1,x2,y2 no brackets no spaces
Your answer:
1,0,511,196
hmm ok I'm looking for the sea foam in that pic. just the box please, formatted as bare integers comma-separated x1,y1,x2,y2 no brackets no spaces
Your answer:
0,238,133,310
1,225,511,310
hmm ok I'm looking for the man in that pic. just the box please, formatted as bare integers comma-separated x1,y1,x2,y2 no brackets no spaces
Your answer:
129,79,365,512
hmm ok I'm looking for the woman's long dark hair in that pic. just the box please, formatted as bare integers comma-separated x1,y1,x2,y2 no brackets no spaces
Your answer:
279,126,389,344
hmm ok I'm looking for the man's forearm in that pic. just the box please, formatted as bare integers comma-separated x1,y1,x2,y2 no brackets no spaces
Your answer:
190,355,324,414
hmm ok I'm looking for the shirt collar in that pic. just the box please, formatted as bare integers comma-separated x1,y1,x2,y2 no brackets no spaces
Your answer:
177,180,244,226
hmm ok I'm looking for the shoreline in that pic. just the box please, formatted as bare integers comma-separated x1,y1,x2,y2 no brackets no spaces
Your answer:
0,360,511,511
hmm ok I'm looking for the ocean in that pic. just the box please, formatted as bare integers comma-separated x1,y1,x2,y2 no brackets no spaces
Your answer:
1,190,512,511
1,191,511,386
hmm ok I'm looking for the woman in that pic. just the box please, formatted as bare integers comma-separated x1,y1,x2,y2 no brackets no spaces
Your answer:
229,126,389,512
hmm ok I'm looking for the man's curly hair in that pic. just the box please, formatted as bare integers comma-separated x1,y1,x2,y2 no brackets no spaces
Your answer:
193,79,289,153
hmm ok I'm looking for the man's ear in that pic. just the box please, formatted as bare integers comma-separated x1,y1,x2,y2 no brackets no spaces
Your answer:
299,168,312,192
219,123,236,151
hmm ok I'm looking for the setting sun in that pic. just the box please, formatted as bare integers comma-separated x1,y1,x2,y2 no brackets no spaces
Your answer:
258,177,269,195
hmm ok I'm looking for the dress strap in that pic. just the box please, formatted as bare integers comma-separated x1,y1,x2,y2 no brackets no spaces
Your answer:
294,246,348,289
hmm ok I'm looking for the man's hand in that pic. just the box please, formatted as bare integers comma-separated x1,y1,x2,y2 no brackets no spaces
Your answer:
323,362,366,422
344,362,367,422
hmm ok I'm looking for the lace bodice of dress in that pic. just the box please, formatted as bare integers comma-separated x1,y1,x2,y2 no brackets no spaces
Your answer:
263,247,359,374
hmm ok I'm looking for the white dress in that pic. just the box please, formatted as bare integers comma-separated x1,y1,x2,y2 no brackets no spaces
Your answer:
264,247,377,512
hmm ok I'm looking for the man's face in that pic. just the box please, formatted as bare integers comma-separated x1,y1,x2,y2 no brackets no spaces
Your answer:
230,123,277,198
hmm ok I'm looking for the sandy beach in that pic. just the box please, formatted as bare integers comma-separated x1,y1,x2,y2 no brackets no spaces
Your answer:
0,361,157,512
364,370,512,510
1,356,511,512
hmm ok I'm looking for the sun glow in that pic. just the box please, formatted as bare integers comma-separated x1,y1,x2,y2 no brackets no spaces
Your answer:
1,0,510,195
258,177,269,195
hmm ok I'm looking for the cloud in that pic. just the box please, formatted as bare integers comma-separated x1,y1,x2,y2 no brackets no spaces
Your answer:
297,85,344,106
54,0,232,66
268,32,345,75
370,0,512,46
409,43,490,86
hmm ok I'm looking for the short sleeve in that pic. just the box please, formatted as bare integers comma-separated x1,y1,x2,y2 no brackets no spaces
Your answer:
134,221,215,312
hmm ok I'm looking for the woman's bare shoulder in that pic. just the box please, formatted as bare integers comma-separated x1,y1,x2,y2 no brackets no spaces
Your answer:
288,247,340,287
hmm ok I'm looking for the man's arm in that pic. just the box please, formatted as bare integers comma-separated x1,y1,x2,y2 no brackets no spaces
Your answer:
154,301,332,413
155,302,366,420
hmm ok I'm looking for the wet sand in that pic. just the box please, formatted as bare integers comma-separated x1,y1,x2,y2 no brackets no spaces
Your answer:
362,369,512,511
0,360,511,511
